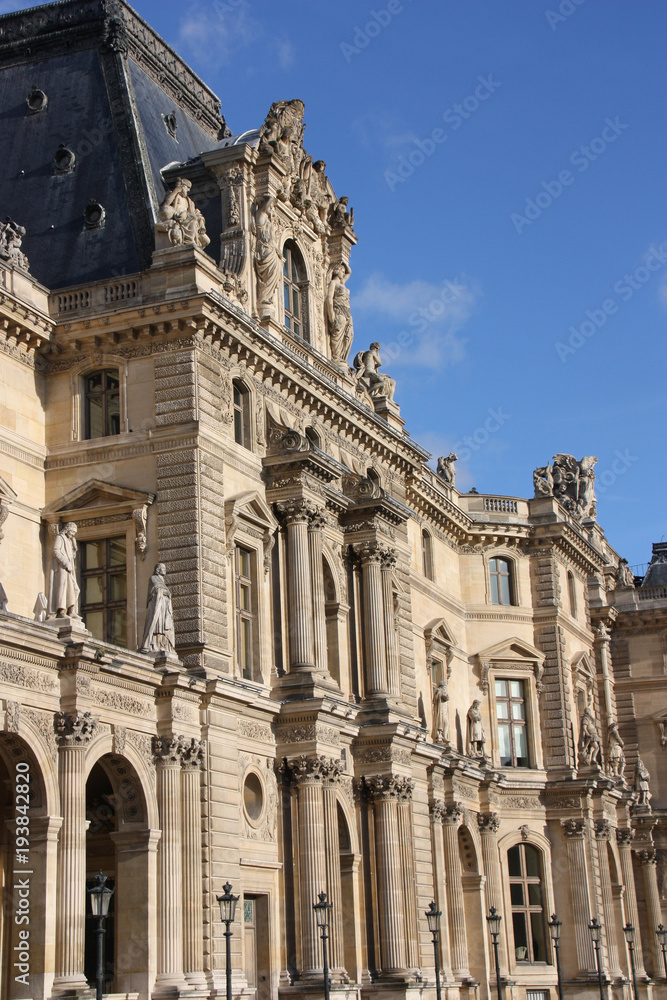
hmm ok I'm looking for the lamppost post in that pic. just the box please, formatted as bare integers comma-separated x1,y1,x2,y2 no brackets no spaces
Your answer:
87,871,114,1000
548,914,564,1000
486,906,503,1000
217,881,239,1000
657,924,667,981
425,901,443,1000
313,891,333,1000
588,917,605,1000
623,923,639,1000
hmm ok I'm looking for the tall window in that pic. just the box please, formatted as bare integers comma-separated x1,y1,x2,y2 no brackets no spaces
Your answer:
81,536,127,645
422,530,434,580
567,571,577,617
84,369,120,439
283,242,308,341
508,843,547,963
490,557,514,605
235,545,256,680
233,380,250,449
495,679,529,767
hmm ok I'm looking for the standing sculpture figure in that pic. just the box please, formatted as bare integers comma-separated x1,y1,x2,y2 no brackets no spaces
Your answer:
140,563,176,655
252,195,281,322
578,705,603,766
634,757,651,807
50,522,80,618
353,343,396,401
466,699,486,758
436,453,458,486
432,681,450,744
326,263,353,363
607,723,626,779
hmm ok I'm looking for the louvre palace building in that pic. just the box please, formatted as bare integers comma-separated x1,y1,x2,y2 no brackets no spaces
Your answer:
0,2,664,1000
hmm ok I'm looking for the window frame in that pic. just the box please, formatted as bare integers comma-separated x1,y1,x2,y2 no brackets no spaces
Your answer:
567,570,578,618
485,664,544,770
232,378,252,450
282,241,309,342
235,544,257,681
80,535,128,645
488,555,515,606
83,368,121,440
70,357,129,442
495,677,530,768
421,529,434,581
506,842,548,966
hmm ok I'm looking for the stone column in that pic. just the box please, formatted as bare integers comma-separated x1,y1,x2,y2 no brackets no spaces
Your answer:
478,812,507,976
616,829,646,977
561,819,596,976
594,821,622,979
637,849,663,978
278,500,316,671
381,548,401,697
355,542,388,696
308,511,329,675
181,739,206,988
322,763,346,979
442,804,471,981
52,711,99,996
366,775,412,976
397,785,419,970
154,736,187,995
429,802,453,981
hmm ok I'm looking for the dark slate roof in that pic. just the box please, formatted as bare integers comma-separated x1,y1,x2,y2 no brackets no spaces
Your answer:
642,542,667,589
0,0,230,290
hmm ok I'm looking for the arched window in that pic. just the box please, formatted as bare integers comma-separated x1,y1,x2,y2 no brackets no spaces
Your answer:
305,427,321,450
283,241,308,341
232,380,251,449
84,369,120,439
489,557,514,605
422,530,434,581
567,571,577,618
507,843,547,964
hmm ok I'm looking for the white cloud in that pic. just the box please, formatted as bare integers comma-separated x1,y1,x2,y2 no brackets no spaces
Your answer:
350,111,420,154
177,2,294,72
351,271,478,369
272,36,296,70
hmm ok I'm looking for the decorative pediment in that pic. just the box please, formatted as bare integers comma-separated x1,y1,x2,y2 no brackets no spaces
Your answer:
475,636,545,694
424,617,457,678
41,480,155,558
225,491,278,573
570,651,594,680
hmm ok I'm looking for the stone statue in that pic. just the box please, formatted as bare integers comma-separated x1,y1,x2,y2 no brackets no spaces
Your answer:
252,195,281,322
436,453,458,486
578,705,602,766
326,263,353,363
0,218,29,269
532,454,597,519
353,343,396,401
155,177,210,250
432,681,450,744
258,100,306,203
329,195,354,228
140,563,176,655
49,522,80,618
615,559,635,589
607,723,625,779
634,757,651,807
466,699,486,758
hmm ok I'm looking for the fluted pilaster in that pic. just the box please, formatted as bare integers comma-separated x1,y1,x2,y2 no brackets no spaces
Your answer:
322,774,346,977
278,500,316,670
616,829,646,977
355,542,388,695
397,795,419,970
181,739,206,987
442,803,470,981
381,549,401,697
308,511,329,674
561,819,596,975
154,736,187,994
594,821,622,978
478,812,507,976
429,801,453,981
637,849,663,978
53,712,99,995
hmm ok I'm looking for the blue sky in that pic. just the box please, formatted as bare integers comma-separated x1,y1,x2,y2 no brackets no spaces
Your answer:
7,0,665,565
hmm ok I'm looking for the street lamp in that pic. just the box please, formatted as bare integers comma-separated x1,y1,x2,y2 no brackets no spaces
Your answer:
623,923,639,1000
217,881,239,1000
657,925,667,980
425,901,442,1000
87,871,114,1000
313,891,333,1000
548,914,564,1000
486,906,503,1000
588,917,605,1000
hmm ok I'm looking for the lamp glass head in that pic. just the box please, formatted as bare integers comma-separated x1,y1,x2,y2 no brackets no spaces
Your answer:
548,914,562,942
623,923,635,946
88,871,114,917
589,918,602,944
313,891,332,928
217,882,239,924
487,906,502,937
425,901,441,934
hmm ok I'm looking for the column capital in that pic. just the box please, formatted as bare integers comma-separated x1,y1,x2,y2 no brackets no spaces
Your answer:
362,773,414,802
594,622,613,644
561,817,587,839
478,811,501,834
594,819,612,841
307,509,328,532
442,802,465,826
429,799,446,823
636,848,657,866
54,710,99,747
353,539,384,565
616,827,635,846
279,753,344,786
380,546,398,570
153,734,186,765
180,737,206,770
275,497,320,526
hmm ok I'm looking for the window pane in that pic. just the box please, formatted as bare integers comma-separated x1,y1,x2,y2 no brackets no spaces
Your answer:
500,572,511,605
489,558,498,572
510,679,523,699
109,537,126,565
234,408,243,444
530,911,547,962
87,396,104,438
84,540,104,569
514,725,528,763
240,582,251,611
498,723,511,765
490,573,500,605
109,573,126,602
508,845,521,876
512,700,525,720
292,289,300,318
528,883,543,907
284,282,290,309
241,618,252,679
109,608,126,646
86,372,103,392
233,384,241,407
513,912,528,960
495,679,507,698
496,701,509,719
106,394,120,436
293,321,300,337
239,548,250,577
524,845,540,878
510,883,524,906
83,575,103,604
244,898,254,924
85,610,104,641
292,257,299,281
105,370,119,391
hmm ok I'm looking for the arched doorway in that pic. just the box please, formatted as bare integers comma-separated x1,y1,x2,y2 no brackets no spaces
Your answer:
458,823,485,984
323,558,341,686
